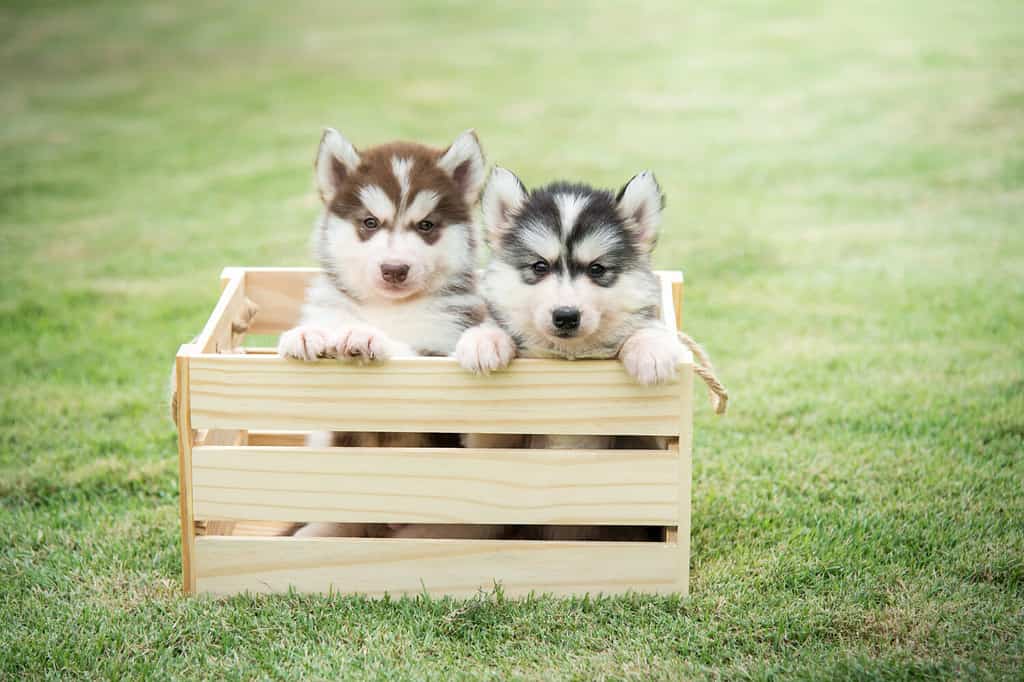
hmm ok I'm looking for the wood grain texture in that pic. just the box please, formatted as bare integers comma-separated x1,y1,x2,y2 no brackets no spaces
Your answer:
242,267,311,335
187,354,690,436
246,431,307,447
676,363,695,595
196,520,299,537
191,445,678,525
193,429,247,536
194,271,247,354
660,272,678,333
175,347,197,594
672,278,684,332
194,536,680,597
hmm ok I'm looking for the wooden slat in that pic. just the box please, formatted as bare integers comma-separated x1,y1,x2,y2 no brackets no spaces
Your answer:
175,346,197,594
187,354,690,436
193,270,247,354
671,274,684,331
194,536,680,597
243,267,311,335
246,431,307,447
676,359,695,595
191,445,678,525
193,429,247,536
196,520,299,537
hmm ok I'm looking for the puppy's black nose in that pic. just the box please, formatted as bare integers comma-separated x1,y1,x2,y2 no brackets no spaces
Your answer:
380,263,410,283
552,307,581,330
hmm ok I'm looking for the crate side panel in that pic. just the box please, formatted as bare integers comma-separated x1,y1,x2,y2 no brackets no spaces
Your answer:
243,268,314,335
188,356,682,436
192,445,678,525
194,536,679,597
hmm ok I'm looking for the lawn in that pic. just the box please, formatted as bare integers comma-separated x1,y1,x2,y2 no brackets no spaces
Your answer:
2,0,1022,679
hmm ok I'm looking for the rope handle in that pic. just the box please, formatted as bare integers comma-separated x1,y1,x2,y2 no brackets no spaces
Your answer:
677,330,729,415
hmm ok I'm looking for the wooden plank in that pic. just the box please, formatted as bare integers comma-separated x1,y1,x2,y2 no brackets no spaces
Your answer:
193,429,247,536
194,536,679,597
246,431,307,447
676,363,695,595
243,268,312,335
175,346,197,594
187,354,690,436
196,520,299,537
191,445,678,526
240,267,685,336
194,270,247,354
671,274,684,331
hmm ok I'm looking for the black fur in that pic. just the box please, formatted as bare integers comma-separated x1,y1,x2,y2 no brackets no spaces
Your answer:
498,181,647,287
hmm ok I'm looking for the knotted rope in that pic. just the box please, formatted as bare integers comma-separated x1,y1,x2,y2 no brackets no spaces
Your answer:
677,330,729,415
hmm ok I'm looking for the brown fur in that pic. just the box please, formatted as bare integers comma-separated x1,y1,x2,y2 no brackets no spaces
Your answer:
327,142,472,247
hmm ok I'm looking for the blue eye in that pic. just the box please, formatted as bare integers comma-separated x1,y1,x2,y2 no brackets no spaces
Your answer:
363,217,379,229
588,263,606,278
417,220,435,232
531,261,550,275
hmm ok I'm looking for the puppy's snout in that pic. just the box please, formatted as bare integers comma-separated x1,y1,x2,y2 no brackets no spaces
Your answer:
380,263,410,284
552,307,581,331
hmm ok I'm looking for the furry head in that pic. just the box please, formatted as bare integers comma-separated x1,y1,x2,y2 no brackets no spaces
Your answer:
313,128,486,302
480,168,665,359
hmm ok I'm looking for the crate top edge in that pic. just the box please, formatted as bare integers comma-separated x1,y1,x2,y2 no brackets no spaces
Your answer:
181,352,695,375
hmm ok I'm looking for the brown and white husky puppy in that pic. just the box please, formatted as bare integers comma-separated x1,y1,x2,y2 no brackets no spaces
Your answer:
459,167,684,540
279,128,488,537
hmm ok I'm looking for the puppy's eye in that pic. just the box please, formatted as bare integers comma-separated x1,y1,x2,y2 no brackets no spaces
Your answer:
363,217,379,230
417,220,435,232
531,261,550,276
588,263,606,278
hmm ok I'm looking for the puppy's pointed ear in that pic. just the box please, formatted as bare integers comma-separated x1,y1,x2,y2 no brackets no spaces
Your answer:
315,128,361,203
438,129,486,205
615,171,664,252
482,166,527,248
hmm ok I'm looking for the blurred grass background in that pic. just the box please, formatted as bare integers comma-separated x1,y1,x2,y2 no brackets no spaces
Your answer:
2,1,1022,679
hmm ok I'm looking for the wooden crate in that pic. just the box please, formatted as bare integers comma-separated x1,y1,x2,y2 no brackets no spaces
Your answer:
174,267,694,597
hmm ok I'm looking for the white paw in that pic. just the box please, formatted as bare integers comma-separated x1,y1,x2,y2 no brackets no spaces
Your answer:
277,325,333,361
455,325,516,375
334,325,394,363
619,328,684,385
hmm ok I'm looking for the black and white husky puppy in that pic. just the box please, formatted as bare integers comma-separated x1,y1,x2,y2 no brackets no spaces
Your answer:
460,168,683,543
467,166,685,394
279,128,489,537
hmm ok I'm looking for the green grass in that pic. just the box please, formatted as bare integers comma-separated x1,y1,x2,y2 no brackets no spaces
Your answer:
2,0,1023,678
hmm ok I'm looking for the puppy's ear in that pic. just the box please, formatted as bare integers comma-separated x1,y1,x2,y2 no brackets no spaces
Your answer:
438,129,487,205
482,166,528,248
615,171,664,252
315,128,361,203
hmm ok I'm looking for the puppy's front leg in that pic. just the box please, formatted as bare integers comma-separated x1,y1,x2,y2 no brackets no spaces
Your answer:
455,321,516,375
618,326,685,385
333,324,415,363
277,325,335,361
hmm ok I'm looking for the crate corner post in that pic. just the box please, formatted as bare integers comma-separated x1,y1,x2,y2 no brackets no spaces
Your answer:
675,362,695,596
175,343,198,595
